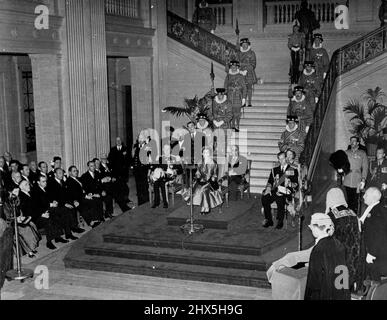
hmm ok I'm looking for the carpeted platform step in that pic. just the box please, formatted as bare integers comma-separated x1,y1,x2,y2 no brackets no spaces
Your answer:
84,242,268,271
103,234,264,256
64,254,271,289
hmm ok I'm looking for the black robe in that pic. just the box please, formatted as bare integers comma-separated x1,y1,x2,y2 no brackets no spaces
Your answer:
304,236,351,300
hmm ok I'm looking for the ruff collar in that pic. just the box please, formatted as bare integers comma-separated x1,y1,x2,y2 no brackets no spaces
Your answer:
292,95,305,103
313,43,323,49
303,69,315,76
229,69,240,75
215,96,227,104
286,124,299,133
199,3,208,8
240,46,251,53
197,121,209,130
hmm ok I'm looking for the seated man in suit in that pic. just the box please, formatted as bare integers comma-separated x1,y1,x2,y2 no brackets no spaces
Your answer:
149,144,184,209
226,145,248,201
32,175,68,249
94,158,114,219
81,161,106,223
261,152,299,229
360,187,387,282
100,154,132,213
66,165,104,228
48,156,66,182
38,161,49,179
47,168,81,239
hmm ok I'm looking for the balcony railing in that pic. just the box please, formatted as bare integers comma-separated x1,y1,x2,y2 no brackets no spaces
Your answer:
167,10,239,66
105,0,140,18
300,25,387,168
265,0,346,26
209,3,233,27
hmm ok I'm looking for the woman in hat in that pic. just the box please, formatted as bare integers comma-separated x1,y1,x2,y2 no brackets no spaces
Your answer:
224,60,247,132
298,60,322,109
310,33,330,81
325,188,365,293
239,38,257,107
288,24,306,84
190,147,223,214
288,86,313,133
304,213,350,300
278,115,306,161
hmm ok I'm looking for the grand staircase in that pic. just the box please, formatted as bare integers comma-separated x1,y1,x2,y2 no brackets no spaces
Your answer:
230,82,289,194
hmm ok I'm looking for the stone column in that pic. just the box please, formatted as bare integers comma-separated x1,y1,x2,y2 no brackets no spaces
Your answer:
30,54,64,163
151,0,168,137
256,0,264,33
64,0,110,171
129,56,154,136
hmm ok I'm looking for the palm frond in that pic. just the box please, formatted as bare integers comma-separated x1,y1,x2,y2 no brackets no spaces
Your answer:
343,98,365,120
373,108,386,130
368,102,384,115
162,106,190,117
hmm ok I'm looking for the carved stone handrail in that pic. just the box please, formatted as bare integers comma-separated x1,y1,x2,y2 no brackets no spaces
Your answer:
167,10,239,66
265,0,347,25
300,25,387,169
105,0,140,18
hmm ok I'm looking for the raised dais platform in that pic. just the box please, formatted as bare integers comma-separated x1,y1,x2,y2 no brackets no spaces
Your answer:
166,200,254,230
64,198,298,288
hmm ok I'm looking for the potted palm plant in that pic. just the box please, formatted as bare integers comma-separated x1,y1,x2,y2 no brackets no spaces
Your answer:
343,87,387,157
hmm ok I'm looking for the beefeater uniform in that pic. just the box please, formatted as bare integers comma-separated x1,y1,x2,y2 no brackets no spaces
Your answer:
224,68,247,130
288,94,313,133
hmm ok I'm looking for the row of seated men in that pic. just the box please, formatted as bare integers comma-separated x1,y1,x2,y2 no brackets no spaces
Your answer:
0,154,130,252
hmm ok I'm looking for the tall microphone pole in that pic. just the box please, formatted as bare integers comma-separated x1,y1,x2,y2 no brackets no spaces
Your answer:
6,194,34,282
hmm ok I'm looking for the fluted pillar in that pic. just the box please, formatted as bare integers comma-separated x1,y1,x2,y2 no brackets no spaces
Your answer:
30,54,64,163
65,0,110,171
129,56,154,136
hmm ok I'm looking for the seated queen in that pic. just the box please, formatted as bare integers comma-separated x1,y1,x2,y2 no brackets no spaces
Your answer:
191,147,223,215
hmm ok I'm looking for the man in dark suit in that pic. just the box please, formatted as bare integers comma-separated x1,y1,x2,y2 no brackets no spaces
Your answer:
368,147,387,207
108,137,131,191
182,121,206,165
32,175,68,249
94,158,115,218
261,152,299,229
67,165,103,228
361,187,387,281
81,161,106,222
47,168,80,239
98,156,131,213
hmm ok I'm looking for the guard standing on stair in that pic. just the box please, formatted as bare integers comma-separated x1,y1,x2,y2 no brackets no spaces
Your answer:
224,60,247,133
261,152,299,230
310,33,330,82
239,38,258,107
298,60,322,111
288,86,313,134
278,115,306,162
192,0,216,33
